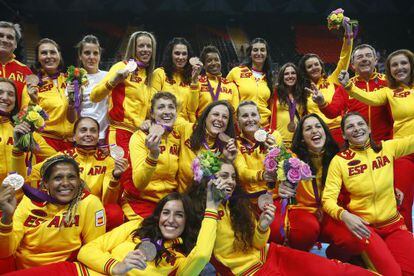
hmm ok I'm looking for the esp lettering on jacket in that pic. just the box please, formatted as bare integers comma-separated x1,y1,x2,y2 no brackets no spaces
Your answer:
79,165,107,176
0,71,25,83
348,155,391,176
38,81,67,93
23,214,80,228
159,144,179,155
393,88,411,98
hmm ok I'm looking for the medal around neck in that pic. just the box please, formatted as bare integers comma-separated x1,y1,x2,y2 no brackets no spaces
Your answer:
125,60,137,73
287,121,296,133
258,193,273,211
2,173,24,190
110,144,125,160
254,129,267,143
218,132,231,143
26,74,40,87
137,240,157,262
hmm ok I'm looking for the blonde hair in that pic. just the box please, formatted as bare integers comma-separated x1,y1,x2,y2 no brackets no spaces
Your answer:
124,31,156,87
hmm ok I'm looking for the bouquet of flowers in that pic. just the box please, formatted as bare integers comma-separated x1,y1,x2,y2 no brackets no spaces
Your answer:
66,66,88,114
327,8,359,42
263,145,312,204
13,105,48,151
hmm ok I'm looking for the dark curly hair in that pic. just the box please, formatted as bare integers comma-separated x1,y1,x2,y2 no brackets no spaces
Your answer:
186,160,255,251
161,37,193,85
131,192,198,266
340,112,382,153
243,38,274,93
276,62,308,115
291,113,339,187
298,53,326,89
190,101,236,151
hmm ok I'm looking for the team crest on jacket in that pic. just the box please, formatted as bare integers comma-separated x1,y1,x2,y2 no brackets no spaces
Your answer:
337,149,356,160
347,160,361,166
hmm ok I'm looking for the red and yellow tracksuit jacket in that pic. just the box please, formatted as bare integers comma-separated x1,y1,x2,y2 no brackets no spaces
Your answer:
322,135,414,224
320,72,392,142
0,57,32,109
213,203,270,275
227,66,271,126
192,73,239,118
127,129,181,203
152,67,197,122
12,147,120,205
77,209,218,275
0,193,106,269
0,118,15,182
234,130,283,195
346,83,414,139
91,61,156,134
307,37,353,130
21,73,74,139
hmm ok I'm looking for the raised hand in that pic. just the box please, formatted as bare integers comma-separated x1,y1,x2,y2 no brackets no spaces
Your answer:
145,131,162,159
112,158,129,179
338,70,350,87
190,57,203,83
222,138,237,162
305,83,325,106
0,185,17,224
258,203,276,231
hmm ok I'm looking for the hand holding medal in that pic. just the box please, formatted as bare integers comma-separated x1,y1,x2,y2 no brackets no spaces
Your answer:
136,239,158,262
110,144,125,160
190,57,203,82
2,173,24,190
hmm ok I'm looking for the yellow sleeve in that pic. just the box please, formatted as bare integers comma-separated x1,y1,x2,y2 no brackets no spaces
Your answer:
129,131,157,190
177,209,218,275
231,83,240,110
0,196,28,258
81,195,107,243
322,156,346,220
346,84,389,106
384,135,414,159
187,82,200,122
78,220,140,275
11,148,29,179
327,37,353,86
90,62,124,103
234,153,264,183
151,68,165,92
21,85,30,108
226,68,237,83
252,222,270,250
101,160,120,205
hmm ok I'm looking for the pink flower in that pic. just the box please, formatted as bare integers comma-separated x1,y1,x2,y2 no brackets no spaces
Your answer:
333,8,344,14
287,168,301,183
264,157,278,172
192,158,203,182
300,163,312,179
289,157,301,169
267,147,281,158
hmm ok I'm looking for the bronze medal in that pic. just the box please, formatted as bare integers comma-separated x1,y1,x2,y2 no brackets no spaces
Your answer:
287,121,296,133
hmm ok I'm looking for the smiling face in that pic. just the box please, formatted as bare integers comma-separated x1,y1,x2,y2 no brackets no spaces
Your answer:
342,114,371,146
0,27,17,58
158,199,186,240
304,57,322,82
38,42,61,75
389,54,411,85
74,118,99,146
215,163,237,197
204,52,221,76
251,42,267,67
352,47,377,78
0,81,16,113
172,44,188,69
283,66,297,87
44,163,81,204
302,116,326,153
205,105,230,136
237,104,260,137
151,97,177,127
79,43,100,74
135,35,152,64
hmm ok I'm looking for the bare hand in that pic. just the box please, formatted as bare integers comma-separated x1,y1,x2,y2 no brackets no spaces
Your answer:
278,181,296,198
263,171,276,182
263,134,276,149
27,85,39,104
0,185,17,224
139,120,152,132
145,132,161,158
206,179,226,210
341,211,370,240
110,69,130,86
222,138,237,162
13,121,31,144
258,203,276,230
112,249,147,274
338,70,350,87
306,83,325,106
112,158,129,179
190,58,203,83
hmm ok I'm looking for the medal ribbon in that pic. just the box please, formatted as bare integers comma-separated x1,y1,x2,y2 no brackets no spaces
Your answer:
207,78,222,102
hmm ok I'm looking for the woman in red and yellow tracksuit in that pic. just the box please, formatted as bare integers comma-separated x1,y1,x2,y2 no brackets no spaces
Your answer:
192,45,239,118
269,63,307,148
78,191,220,275
152,37,197,122
12,117,128,230
21,38,76,160
227,38,274,127
0,155,106,273
91,31,157,156
340,49,414,232
323,112,414,275
187,160,374,276
298,29,353,145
